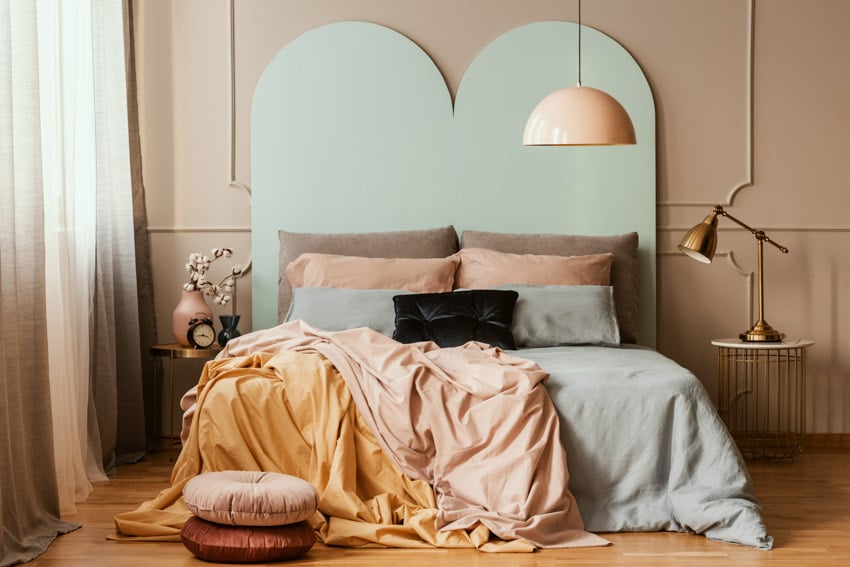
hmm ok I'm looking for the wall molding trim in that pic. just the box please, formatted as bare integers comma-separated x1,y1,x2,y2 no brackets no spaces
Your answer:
153,226,850,235
656,0,754,208
148,226,251,234
659,226,850,233
150,225,850,235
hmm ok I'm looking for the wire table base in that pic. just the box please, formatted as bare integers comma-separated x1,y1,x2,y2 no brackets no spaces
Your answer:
713,339,813,460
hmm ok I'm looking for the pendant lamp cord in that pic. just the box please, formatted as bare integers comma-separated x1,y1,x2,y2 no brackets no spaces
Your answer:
577,0,582,87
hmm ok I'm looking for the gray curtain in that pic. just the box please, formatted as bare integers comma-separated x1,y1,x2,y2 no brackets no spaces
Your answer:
123,0,160,457
88,0,150,473
0,4,80,566
0,0,155,562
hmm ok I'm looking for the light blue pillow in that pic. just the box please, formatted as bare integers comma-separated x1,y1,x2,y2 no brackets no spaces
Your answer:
285,287,411,336
499,285,620,347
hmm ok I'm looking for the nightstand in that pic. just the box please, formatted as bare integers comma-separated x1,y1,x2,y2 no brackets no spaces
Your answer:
712,338,813,460
150,343,222,461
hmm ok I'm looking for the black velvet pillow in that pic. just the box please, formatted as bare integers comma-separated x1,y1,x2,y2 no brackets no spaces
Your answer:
392,290,518,349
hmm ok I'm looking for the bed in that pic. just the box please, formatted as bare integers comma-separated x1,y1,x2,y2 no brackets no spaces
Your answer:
113,226,771,551
112,20,772,552
265,228,771,550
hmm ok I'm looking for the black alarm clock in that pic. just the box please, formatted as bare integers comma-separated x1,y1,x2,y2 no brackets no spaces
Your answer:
187,313,216,349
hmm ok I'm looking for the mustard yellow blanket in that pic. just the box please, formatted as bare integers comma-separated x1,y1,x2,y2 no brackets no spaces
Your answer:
114,322,606,551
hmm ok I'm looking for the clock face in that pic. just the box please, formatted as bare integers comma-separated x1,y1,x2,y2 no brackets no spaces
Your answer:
189,321,216,348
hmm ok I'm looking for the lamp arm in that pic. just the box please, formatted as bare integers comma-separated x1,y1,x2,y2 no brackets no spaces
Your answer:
714,206,789,254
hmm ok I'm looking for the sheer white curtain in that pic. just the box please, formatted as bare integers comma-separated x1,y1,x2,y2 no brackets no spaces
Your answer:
1,3,147,563
38,0,109,514
38,0,146,514
1,3,79,565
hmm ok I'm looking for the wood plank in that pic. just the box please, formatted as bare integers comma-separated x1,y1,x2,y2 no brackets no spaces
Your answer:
806,433,850,448
29,448,850,566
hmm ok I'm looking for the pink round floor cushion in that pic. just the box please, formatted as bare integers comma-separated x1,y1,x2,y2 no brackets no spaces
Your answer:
182,470,318,527
181,515,315,563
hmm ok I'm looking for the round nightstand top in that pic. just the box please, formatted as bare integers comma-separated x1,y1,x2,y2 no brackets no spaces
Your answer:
711,338,814,349
151,343,223,359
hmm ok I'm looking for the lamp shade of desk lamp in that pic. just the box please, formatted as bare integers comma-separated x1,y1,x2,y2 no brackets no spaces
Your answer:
678,212,718,264
678,206,789,342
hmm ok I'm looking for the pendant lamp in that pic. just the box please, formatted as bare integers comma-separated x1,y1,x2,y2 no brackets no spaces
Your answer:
523,0,636,146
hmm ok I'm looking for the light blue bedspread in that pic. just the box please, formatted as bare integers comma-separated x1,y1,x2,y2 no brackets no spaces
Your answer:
517,345,773,550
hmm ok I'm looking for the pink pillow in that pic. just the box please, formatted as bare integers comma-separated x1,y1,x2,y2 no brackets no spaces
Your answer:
456,248,613,289
182,470,318,527
285,253,459,293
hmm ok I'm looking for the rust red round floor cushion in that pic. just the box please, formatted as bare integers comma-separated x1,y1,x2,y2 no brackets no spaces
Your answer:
181,516,315,563
181,470,319,563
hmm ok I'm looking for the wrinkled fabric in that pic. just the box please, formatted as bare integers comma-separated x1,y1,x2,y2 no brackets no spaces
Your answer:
521,345,773,550
115,322,606,550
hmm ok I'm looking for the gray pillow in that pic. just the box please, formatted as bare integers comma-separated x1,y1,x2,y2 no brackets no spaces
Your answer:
278,226,459,323
460,231,638,344
285,287,411,336
502,285,620,347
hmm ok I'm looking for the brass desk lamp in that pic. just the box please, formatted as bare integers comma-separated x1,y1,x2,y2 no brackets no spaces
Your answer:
679,205,789,342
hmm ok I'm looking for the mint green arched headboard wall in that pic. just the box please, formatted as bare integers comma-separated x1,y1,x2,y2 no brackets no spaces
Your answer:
252,21,656,345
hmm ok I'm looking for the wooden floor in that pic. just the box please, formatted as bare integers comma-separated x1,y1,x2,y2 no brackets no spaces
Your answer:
29,448,850,566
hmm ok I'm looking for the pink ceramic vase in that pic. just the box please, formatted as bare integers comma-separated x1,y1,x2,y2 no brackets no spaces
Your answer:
172,290,212,346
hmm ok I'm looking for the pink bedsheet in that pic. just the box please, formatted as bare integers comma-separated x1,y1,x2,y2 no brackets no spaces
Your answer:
187,321,607,548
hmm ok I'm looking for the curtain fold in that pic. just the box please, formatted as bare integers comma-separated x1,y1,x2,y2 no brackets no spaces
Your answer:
0,2,81,565
89,0,147,471
1,0,152,562
39,0,109,514
123,0,160,457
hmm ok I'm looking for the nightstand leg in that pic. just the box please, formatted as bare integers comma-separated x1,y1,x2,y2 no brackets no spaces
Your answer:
153,357,160,452
169,353,175,462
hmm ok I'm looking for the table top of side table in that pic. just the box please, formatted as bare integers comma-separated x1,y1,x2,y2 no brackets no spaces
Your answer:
711,338,814,349
150,343,223,359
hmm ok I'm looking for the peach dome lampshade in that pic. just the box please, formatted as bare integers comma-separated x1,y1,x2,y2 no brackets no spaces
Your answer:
523,85,636,146
523,0,636,146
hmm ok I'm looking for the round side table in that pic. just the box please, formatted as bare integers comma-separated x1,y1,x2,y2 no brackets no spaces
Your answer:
712,338,813,460
150,343,222,461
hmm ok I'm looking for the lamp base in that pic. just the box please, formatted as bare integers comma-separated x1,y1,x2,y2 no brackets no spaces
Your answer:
740,320,785,342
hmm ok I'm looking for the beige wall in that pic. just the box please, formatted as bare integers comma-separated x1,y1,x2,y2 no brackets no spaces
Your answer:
136,0,850,434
